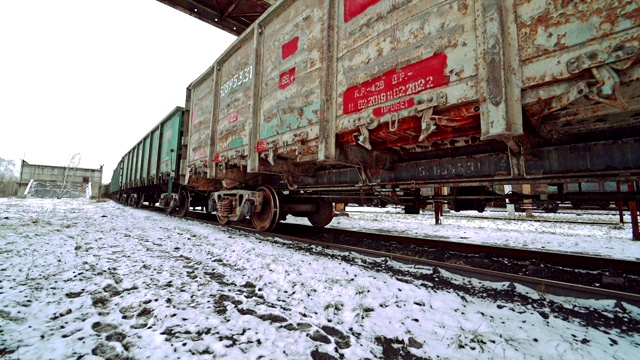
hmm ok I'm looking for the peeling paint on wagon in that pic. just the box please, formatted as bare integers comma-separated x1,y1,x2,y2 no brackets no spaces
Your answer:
179,0,640,197
215,31,255,164
187,68,214,164
516,0,639,62
261,101,322,139
256,0,327,163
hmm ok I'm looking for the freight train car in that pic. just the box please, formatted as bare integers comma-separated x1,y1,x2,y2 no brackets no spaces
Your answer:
110,107,185,210
167,0,640,231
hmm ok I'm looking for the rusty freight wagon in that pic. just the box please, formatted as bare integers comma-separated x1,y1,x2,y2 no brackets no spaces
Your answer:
173,0,640,231
110,107,185,209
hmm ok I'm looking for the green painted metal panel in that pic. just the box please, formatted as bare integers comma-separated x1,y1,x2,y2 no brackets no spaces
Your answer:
260,101,321,139
141,135,150,182
159,107,184,177
134,143,142,184
123,152,131,187
149,127,160,182
109,159,122,193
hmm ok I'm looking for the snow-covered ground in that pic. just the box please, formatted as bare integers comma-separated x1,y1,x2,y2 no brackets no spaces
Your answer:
1,198,639,359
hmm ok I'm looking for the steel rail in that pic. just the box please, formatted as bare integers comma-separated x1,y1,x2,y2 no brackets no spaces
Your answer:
276,223,640,275
142,205,640,306
344,209,620,226
229,223,640,308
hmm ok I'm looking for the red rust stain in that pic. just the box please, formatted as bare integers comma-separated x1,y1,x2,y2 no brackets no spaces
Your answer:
622,7,640,20
337,103,481,150
282,36,299,60
344,0,380,23
457,1,469,15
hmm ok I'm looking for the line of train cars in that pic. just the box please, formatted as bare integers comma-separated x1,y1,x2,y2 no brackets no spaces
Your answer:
110,0,640,231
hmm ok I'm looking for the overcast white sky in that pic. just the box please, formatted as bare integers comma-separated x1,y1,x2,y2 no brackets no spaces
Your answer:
0,0,236,182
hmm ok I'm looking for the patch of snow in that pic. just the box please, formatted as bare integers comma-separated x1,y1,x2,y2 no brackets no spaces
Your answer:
1,198,638,359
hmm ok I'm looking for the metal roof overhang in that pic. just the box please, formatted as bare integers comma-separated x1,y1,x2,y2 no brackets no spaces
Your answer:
157,0,277,36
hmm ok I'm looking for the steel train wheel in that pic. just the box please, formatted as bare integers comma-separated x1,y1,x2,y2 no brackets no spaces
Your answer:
307,201,334,228
176,189,190,217
217,214,230,225
135,193,144,208
251,186,280,231
127,194,137,207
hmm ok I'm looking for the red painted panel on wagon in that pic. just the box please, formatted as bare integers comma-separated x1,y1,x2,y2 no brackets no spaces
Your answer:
373,98,415,118
344,0,380,23
282,36,299,60
343,53,449,115
279,67,296,90
256,140,269,153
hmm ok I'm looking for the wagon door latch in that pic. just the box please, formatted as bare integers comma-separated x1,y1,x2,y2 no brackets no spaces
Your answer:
417,92,447,142
566,44,638,110
355,118,380,150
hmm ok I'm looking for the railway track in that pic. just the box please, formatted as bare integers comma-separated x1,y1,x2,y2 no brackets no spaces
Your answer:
346,207,625,226
146,206,640,307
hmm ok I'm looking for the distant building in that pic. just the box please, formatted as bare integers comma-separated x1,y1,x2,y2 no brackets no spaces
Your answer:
18,160,103,199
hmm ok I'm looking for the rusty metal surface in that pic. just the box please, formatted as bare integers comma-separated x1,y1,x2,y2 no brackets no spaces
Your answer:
186,67,215,179
178,0,640,192
157,0,276,36
213,33,255,174
336,0,477,141
256,0,326,165
516,0,639,84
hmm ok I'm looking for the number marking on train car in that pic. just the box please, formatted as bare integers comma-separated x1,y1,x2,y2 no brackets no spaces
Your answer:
220,65,253,98
343,53,449,114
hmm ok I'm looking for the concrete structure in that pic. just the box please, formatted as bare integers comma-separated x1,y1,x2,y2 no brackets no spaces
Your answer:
18,161,104,199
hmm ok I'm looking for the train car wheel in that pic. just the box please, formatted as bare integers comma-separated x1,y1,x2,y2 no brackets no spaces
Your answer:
127,194,137,207
596,201,611,210
176,189,190,218
251,186,280,231
540,201,559,213
217,213,230,225
135,193,144,208
307,201,334,228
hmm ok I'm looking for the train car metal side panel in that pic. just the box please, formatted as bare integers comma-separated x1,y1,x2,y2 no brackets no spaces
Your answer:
255,0,327,165
334,0,486,156
186,67,215,176
516,0,639,86
213,33,256,174
123,152,131,188
109,159,122,194
141,135,150,185
149,126,160,184
517,0,640,142
159,108,184,178
135,142,143,185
